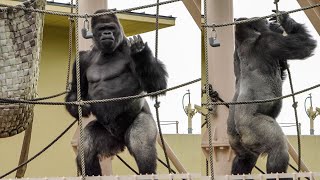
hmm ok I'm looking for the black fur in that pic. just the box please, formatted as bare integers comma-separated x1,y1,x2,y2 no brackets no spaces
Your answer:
65,10,168,175
228,15,316,177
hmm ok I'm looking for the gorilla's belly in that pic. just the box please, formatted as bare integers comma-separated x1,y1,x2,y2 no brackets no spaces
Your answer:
88,75,141,100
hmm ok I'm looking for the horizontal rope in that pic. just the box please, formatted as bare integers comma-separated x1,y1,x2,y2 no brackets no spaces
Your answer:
203,3,320,28
0,91,68,105
0,78,201,105
210,83,320,106
0,0,181,18
0,79,319,109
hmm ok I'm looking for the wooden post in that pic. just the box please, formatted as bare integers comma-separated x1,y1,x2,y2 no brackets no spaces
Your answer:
16,123,33,178
287,139,310,172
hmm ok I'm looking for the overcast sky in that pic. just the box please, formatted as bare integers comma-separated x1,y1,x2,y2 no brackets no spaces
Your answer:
51,0,320,135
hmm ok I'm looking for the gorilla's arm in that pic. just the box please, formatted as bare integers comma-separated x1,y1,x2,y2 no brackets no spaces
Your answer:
262,16,316,60
65,51,91,118
131,43,168,94
233,48,241,87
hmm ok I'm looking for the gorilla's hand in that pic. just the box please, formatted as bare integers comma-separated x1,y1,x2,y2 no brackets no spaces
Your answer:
129,35,146,54
66,94,91,118
270,10,289,24
269,22,284,34
81,104,92,117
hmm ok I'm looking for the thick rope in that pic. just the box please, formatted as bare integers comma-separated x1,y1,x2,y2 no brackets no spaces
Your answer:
0,79,201,105
0,120,77,179
154,97,172,174
66,16,74,91
0,0,181,18
153,0,171,174
203,3,320,28
74,0,86,178
287,68,301,172
30,91,68,101
1,80,320,106
274,0,280,23
203,0,214,179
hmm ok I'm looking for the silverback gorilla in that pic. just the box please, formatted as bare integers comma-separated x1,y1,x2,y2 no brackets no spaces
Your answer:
227,14,316,176
65,10,168,175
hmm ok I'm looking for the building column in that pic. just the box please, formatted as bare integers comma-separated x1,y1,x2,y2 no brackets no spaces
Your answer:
201,0,235,176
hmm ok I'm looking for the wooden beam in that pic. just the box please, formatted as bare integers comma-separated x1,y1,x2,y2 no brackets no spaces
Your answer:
297,0,320,35
157,135,188,173
182,0,201,29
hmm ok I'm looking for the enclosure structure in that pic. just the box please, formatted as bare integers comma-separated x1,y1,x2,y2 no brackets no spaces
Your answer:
1,0,320,179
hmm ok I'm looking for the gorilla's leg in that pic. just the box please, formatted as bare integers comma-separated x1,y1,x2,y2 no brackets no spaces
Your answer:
238,114,289,174
228,102,258,175
266,142,289,174
77,120,125,176
125,112,158,174
229,134,259,175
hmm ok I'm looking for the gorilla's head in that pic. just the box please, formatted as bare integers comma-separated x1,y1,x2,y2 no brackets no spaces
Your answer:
91,10,125,54
234,17,283,45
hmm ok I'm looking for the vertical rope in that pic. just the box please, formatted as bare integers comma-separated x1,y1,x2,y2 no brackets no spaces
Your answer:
66,0,74,91
273,0,301,172
154,0,171,173
274,0,280,23
203,0,214,179
74,0,86,178
287,68,301,172
154,97,171,174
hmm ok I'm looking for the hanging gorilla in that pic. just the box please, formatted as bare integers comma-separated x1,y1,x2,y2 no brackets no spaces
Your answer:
65,10,168,175
227,14,316,176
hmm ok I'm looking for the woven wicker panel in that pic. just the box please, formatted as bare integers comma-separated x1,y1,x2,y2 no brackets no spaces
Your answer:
0,0,45,138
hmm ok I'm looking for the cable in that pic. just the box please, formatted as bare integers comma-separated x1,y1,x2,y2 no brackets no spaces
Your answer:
182,92,189,115
0,120,77,179
157,158,176,174
116,155,139,175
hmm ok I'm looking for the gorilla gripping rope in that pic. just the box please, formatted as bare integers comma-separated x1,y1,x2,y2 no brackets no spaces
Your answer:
202,2,320,29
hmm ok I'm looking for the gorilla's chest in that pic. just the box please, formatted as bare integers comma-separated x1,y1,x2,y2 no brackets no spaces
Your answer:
86,55,140,98
86,57,131,83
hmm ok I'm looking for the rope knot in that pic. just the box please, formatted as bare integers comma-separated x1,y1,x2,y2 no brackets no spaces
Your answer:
207,105,214,112
292,102,298,108
75,100,84,106
154,101,160,108
68,16,75,22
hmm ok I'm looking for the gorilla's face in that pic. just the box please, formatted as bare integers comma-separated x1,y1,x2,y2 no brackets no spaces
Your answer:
92,13,124,54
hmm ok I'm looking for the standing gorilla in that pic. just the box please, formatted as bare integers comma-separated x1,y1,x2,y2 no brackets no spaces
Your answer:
227,14,316,176
65,9,168,175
